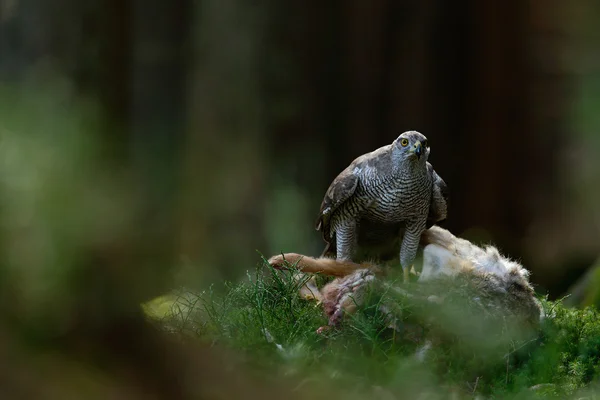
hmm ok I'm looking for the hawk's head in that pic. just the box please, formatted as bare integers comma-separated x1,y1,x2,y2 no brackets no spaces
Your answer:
393,130,430,163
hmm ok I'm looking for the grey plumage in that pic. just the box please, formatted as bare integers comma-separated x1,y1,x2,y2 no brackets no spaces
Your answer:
315,131,448,278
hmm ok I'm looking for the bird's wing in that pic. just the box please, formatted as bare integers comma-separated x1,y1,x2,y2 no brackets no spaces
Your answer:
315,144,392,253
426,162,449,228
315,165,359,233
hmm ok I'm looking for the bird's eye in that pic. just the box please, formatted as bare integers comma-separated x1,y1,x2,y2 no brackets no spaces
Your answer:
400,138,409,147
423,140,429,148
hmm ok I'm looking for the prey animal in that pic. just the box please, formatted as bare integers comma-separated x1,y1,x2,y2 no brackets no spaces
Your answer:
315,131,448,282
268,226,544,334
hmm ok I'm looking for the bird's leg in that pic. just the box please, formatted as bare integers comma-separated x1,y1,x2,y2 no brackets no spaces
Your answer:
403,265,410,284
335,218,358,261
400,220,426,283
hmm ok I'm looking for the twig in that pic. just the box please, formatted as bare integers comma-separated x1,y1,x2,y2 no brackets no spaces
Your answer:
472,376,479,394
506,355,509,385
503,337,538,359
548,293,571,315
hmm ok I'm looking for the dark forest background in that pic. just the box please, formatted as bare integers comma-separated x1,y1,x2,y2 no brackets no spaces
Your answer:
1,0,600,397
2,0,600,297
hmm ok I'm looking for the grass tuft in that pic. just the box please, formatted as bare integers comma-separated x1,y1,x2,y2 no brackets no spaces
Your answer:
148,257,600,399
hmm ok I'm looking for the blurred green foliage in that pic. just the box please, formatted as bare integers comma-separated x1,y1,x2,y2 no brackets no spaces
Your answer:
1,0,600,397
0,76,132,328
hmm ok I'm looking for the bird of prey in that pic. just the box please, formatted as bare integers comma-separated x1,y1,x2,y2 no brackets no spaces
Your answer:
315,130,448,282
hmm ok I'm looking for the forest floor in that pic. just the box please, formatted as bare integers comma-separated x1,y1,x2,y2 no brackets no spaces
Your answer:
144,258,600,400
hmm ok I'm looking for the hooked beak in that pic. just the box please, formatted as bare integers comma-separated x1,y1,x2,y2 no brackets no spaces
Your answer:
413,141,423,159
